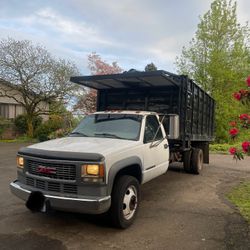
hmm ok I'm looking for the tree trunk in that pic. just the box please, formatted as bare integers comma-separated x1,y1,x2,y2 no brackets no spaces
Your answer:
27,116,34,138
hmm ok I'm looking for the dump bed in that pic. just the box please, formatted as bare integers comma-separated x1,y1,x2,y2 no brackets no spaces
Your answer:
71,70,215,142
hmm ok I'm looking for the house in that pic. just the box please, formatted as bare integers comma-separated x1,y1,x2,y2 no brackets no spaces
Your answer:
0,79,25,119
0,79,49,120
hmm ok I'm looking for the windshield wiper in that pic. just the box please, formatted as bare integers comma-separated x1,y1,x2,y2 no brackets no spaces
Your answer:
94,133,124,139
70,131,88,137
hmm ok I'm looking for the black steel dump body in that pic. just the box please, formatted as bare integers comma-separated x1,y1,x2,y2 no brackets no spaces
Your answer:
71,70,215,143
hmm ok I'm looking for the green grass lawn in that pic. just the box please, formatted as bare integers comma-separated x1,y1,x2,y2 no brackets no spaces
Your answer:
210,130,250,154
0,136,37,143
209,143,242,154
227,182,250,223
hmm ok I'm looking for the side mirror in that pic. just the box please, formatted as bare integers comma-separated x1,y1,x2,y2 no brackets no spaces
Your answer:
168,114,179,139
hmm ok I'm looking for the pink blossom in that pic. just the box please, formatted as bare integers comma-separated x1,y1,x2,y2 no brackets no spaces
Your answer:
242,141,250,153
229,147,237,155
229,121,237,127
239,89,249,96
239,114,250,120
229,128,239,137
233,92,241,101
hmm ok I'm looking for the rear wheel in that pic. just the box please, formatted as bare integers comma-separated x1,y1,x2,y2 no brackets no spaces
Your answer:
183,150,192,173
109,175,140,229
191,148,203,174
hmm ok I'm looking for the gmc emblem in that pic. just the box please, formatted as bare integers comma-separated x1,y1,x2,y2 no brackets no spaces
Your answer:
37,166,56,174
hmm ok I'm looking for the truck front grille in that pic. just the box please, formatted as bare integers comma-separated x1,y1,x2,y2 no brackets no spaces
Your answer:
26,177,34,186
63,184,78,194
26,177,78,194
36,179,45,189
48,182,60,192
27,160,76,180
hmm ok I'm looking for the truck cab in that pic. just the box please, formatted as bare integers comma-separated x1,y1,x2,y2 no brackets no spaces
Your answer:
11,111,170,228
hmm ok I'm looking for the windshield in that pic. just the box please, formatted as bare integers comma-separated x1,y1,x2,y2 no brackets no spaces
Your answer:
70,113,142,141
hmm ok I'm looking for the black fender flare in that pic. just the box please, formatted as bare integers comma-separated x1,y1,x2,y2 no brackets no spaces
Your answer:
107,156,143,195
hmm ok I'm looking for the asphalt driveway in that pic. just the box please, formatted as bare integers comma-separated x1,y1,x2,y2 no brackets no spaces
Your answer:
0,142,249,250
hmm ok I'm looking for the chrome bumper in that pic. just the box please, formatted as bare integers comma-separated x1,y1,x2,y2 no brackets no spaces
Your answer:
10,180,111,214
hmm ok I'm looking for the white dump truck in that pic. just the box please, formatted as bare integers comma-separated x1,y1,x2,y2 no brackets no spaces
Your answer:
10,70,215,228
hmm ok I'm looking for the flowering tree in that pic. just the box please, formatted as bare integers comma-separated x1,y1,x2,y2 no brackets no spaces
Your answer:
229,77,250,160
74,52,123,113
88,52,123,75
73,89,97,114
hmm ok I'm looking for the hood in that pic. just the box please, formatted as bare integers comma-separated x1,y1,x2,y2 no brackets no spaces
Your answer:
27,136,140,157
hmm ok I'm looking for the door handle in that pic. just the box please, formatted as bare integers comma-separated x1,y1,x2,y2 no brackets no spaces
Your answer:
164,144,169,149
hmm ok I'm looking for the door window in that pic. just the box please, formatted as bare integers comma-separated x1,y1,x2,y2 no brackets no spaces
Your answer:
144,115,163,143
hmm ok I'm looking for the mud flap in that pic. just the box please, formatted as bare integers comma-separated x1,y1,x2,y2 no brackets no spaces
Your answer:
26,191,50,213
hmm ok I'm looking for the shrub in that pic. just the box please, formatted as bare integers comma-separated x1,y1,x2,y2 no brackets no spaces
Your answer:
35,115,65,141
34,114,82,142
14,115,27,134
48,128,71,140
0,117,13,138
71,116,82,128
35,123,52,142
14,114,42,134
47,115,64,131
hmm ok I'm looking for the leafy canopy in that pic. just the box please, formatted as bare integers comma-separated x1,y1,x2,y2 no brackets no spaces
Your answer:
176,0,250,142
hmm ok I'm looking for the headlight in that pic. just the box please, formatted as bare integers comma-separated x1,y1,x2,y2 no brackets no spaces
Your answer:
81,164,105,183
17,156,24,169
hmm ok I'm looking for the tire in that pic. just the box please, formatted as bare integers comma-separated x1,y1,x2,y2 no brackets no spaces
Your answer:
191,148,203,174
183,150,192,173
109,175,140,229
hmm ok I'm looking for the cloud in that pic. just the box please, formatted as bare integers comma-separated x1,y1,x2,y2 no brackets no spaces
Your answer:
34,8,113,46
0,6,122,73
0,0,249,74
237,0,250,25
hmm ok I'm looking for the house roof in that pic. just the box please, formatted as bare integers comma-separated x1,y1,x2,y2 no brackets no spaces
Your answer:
0,79,41,98
0,78,13,87
0,78,21,90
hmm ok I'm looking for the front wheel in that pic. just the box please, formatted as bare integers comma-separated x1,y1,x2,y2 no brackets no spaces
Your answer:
109,175,140,229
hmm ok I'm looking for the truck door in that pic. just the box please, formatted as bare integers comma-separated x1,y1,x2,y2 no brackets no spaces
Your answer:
142,115,169,183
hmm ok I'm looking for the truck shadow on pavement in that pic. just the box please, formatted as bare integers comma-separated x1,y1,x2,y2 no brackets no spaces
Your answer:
168,163,186,173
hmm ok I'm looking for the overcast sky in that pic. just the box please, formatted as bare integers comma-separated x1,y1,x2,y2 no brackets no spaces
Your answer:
1,0,250,74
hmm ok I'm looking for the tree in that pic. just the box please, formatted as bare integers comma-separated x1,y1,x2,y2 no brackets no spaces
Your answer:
88,52,123,75
175,0,250,142
0,38,79,137
74,52,123,113
73,89,97,113
145,63,158,71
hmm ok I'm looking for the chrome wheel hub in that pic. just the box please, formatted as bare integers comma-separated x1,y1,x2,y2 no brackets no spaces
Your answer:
123,185,138,220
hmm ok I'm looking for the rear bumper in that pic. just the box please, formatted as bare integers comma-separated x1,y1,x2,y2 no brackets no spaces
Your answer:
10,180,111,214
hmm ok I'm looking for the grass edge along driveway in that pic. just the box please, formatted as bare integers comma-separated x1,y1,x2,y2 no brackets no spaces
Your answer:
227,181,250,223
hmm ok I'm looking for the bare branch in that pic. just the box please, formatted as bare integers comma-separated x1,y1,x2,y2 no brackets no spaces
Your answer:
0,38,79,136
